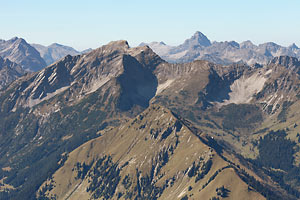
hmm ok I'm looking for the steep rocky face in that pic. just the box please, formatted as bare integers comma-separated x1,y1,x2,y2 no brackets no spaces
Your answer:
0,37,46,71
32,43,81,65
0,57,25,89
6,40,163,113
269,55,300,69
38,105,288,200
143,31,300,65
0,40,164,199
151,57,300,163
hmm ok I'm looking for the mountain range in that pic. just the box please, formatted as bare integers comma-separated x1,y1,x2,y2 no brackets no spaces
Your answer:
142,31,300,65
1,39,300,199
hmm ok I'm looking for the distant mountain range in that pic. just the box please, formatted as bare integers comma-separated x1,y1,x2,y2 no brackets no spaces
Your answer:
31,43,92,65
2,32,299,73
141,31,300,65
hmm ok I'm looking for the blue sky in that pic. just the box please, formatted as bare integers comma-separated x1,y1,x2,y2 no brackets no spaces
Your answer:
1,0,300,50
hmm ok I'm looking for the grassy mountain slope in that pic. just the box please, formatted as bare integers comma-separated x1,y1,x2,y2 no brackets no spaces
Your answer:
38,105,277,200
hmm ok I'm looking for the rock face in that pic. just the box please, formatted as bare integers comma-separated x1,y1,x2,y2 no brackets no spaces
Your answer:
143,31,300,65
1,40,300,199
0,37,46,71
0,57,25,89
7,40,163,112
0,40,164,200
269,55,300,68
31,43,81,65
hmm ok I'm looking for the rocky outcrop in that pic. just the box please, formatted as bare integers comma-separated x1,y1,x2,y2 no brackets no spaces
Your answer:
0,56,25,89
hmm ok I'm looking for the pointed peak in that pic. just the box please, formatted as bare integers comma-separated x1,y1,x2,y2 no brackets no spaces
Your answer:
227,41,240,48
193,31,207,37
259,42,281,48
182,31,211,48
159,41,166,45
240,40,256,49
9,36,19,42
244,40,253,43
11,37,27,45
289,43,299,49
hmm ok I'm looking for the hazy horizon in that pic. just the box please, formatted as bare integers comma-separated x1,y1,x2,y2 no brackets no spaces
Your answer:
2,0,300,51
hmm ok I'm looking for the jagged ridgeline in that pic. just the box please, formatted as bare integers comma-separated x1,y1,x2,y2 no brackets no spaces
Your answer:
1,40,300,199
144,31,300,65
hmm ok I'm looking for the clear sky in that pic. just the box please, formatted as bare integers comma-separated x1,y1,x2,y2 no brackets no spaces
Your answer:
1,0,300,50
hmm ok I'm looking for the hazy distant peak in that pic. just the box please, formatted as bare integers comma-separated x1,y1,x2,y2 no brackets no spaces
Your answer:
227,41,240,48
49,43,63,47
8,37,27,45
182,31,211,48
240,40,256,48
259,42,281,48
194,31,208,38
31,42,81,65
9,36,19,42
0,37,46,71
81,48,93,54
289,43,299,49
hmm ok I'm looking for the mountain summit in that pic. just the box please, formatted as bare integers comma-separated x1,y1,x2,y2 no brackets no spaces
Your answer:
0,37,46,71
182,31,212,48
32,43,81,65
